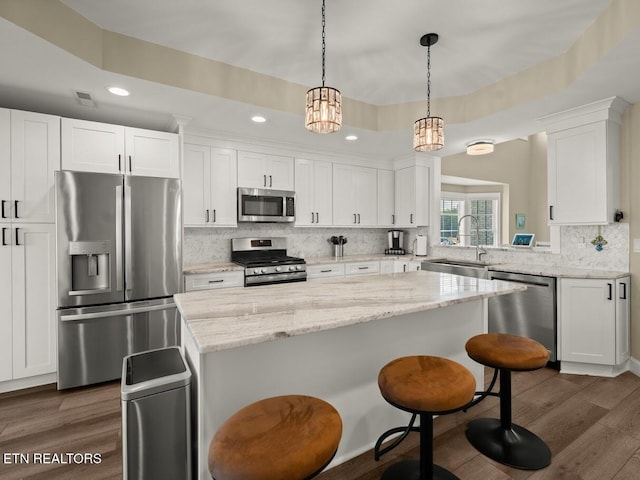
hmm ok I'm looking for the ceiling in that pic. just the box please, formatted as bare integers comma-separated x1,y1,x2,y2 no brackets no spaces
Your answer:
1,0,639,160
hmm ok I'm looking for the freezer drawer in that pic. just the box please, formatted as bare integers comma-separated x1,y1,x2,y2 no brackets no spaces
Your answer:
57,298,179,389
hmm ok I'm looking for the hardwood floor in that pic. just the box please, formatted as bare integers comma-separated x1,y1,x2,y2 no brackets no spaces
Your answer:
1,368,639,479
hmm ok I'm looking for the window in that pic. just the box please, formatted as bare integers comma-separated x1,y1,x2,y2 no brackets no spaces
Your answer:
439,193,500,246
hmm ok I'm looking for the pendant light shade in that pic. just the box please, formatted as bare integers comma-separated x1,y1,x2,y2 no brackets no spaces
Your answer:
305,0,342,134
413,33,444,152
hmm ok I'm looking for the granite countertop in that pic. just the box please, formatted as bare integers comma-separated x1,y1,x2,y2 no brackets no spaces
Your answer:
183,262,244,275
487,263,629,279
174,270,525,354
305,253,427,265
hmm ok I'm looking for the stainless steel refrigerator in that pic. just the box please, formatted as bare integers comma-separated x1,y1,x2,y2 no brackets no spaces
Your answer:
55,171,182,389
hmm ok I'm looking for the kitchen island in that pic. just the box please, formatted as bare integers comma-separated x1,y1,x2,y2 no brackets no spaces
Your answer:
175,271,525,480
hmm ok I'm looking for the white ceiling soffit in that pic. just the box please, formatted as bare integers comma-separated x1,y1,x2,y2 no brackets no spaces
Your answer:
0,0,639,159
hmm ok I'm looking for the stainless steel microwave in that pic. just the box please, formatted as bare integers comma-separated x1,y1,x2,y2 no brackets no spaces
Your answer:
238,187,295,222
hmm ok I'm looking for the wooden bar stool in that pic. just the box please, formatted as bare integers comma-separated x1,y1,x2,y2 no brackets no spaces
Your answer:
208,395,342,480
377,355,476,480
465,333,551,470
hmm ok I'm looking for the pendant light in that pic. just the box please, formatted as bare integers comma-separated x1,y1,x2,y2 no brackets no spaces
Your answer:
305,0,342,134
413,33,444,151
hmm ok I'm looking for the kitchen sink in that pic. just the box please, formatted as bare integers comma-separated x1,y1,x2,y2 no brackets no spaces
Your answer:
421,259,493,279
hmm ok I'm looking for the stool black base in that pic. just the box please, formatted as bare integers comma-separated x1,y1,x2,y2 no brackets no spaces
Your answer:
466,418,551,470
381,460,459,480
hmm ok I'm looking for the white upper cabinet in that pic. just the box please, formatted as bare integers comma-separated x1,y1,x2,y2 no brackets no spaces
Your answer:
395,165,430,227
61,118,179,178
377,169,395,226
183,144,237,227
332,164,377,226
541,97,629,225
295,158,332,226
1,109,60,224
237,151,294,190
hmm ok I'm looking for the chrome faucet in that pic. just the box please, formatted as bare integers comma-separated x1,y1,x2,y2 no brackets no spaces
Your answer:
457,214,487,261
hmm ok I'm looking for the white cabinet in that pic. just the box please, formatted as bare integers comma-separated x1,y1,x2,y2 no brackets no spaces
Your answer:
61,118,180,178
307,263,345,280
394,259,422,273
237,151,294,190
332,164,377,226
0,223,57,381
559,277,630,367
380,259,395,274
183,144,237,226
294,158,332,226
345,261,380,276
1,109,60,224
184,271,244,292
377,169,395,226
542,97,628,225
395,165,430,227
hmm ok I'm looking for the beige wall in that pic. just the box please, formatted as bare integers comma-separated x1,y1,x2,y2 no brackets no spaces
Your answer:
621,102,640,359
441,136,549,244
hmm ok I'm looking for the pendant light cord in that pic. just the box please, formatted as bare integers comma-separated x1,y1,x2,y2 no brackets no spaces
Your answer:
426,43,431,117
321,0,326,87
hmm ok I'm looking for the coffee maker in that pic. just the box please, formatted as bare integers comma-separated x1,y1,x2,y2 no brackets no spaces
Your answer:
385,230,405,255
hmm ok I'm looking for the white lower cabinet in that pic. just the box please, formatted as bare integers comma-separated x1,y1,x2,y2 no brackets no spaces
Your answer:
559,276,630,368
0,223,57,382
307,263,346,280
345,261,380,276
185,271,244,292
394,260,422,273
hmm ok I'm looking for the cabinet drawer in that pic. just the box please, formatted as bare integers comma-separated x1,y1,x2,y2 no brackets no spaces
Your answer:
345,261,380,276
184,271,244,291
307,263,345,280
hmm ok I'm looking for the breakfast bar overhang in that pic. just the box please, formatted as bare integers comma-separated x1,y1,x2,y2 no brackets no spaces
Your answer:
174,271,525,480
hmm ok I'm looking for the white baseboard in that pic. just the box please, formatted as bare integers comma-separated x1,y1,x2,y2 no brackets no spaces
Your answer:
560,360,628,378
629,357,640,377
0,373,56,394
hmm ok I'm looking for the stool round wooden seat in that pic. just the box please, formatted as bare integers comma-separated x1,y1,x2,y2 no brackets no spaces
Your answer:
465,333,551,470
208,395,342,480
377,356,475,480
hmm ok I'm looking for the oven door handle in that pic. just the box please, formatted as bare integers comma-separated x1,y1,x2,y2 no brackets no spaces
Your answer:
59,302,174,322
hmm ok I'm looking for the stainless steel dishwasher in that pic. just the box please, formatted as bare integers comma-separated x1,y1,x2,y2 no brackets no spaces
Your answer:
488,271,558,364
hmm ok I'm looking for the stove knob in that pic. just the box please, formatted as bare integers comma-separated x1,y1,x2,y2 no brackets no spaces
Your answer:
260,268,267,274
253,268,261,274
288,266,296,272
296,265,303,271
275,267,282,272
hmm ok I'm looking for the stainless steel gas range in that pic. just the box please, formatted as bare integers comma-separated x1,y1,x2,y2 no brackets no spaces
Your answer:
231,237,306,286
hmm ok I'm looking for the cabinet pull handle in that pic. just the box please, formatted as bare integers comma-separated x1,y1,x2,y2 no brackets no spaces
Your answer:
118,154,122,172
358,266,369,270
263,175,267,187
358,213,361,224
410,213,413,224
316,212,319,223
392,214,395,225
15,227,20,246
14,200,18,219
403,264,407,272
607,282,613,300
205,209,210,222
311,212,315,223
128,156,132,173
353,213,357,224
620,282,627,300
2,227,8,246
269,175,273,187
549,205,554,221
1,200,7,218
208,279,224,284
320,269,332,273
213,209,216,223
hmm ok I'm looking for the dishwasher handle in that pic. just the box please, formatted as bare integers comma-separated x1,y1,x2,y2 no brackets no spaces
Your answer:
490,275,552,288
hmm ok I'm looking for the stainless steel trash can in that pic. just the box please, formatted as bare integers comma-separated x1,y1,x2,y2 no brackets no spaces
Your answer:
121,346,191,480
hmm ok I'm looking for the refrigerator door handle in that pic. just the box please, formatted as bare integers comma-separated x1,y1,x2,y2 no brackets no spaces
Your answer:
115,185,124,291
124,182,133,291
59,302,175,322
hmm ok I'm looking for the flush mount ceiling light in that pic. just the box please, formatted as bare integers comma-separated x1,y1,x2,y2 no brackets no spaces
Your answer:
251,115,267,123
466,141,495,155
305,0,342,134
345,134,358,141
413,33,444,152
107,86,130,97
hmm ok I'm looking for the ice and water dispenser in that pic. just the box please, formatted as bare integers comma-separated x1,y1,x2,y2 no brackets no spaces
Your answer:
68,240,111,295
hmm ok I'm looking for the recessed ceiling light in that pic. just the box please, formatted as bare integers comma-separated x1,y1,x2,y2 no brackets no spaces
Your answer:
107,86,130,97
466,141,494,155
251,115,267,123
345,134,358,141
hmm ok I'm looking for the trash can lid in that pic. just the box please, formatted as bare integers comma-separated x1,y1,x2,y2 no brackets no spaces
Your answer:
121,347,191,401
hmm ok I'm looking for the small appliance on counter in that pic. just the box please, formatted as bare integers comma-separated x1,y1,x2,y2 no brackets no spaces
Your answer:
414,234,428,256
385,229,405,255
